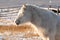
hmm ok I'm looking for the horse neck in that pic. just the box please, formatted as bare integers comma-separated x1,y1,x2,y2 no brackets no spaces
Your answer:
31,7,42,27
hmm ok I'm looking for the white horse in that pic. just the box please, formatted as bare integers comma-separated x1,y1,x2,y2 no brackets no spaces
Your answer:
15,4,58,40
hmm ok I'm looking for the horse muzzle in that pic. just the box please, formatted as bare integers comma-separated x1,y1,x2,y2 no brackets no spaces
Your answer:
15,20,20,25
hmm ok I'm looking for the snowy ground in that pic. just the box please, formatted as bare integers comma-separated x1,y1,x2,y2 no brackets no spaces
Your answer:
0,0,60,8
0,6,20,25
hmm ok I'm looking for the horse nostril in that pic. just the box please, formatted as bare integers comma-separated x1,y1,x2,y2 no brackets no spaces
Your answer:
16,22,19,25
15,21,20,25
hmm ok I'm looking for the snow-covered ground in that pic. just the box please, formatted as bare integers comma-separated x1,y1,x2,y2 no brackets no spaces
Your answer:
0,0,60,8
0,7,20,25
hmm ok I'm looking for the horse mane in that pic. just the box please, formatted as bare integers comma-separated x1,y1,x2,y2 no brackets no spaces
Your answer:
24,4,54,17
24,4,56,15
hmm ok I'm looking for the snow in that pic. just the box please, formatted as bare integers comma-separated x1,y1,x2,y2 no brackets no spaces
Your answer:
0,7,20,25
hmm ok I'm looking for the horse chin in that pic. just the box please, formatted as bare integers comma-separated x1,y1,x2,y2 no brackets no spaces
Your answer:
19,22,31,25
